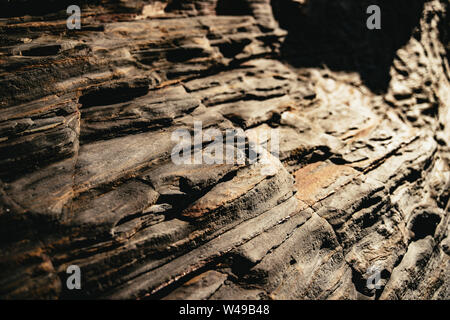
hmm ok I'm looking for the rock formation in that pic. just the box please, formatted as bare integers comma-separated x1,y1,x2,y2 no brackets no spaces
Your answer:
0,0,448,299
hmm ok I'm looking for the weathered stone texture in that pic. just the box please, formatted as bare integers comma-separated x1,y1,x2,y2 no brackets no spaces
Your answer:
0,0,448,299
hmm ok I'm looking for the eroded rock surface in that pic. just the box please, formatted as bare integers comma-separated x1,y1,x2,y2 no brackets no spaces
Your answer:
0,0,449,299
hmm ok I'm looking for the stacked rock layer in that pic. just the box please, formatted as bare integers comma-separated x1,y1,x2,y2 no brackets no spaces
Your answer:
0,0,449,299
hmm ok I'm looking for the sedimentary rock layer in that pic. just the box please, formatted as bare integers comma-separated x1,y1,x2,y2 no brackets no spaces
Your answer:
0,0,448,299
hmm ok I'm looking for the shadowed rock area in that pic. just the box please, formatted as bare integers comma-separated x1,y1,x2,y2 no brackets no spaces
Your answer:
0,0,449,299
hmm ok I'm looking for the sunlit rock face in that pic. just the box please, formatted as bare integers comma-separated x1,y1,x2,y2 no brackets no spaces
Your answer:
0,0,448,300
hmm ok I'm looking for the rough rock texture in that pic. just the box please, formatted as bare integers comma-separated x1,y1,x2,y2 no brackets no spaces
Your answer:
0,0,449,300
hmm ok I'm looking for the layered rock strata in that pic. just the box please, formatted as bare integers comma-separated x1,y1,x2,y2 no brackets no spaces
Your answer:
0,0,448,299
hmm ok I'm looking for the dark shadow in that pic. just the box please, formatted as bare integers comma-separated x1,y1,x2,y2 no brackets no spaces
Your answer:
0,0,141,18
216,0,253,16
271,0,427,93
409,211,441,240
0,0,88,17
438,0,450,62
165,0,253,16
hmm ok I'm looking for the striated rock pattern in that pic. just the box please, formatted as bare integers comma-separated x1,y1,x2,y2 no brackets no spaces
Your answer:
0,0,449,300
